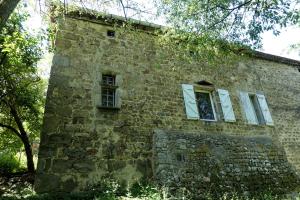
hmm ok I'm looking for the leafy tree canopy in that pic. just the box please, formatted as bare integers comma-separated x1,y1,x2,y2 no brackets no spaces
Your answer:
0,7,45,172
156,0,300,49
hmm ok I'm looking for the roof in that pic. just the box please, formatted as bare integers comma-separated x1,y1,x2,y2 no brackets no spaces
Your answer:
66,10,300,68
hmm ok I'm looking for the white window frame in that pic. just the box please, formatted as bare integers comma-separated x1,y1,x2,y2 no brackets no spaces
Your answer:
194,89,217,122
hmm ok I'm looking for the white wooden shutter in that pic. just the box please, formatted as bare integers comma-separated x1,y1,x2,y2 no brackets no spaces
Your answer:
218,89,236,122
182,84,199,120
239,92,258,125
256,94,274,126
115,88,121,108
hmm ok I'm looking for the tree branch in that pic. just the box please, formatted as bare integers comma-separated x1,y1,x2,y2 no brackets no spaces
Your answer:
0,122,22,138
0,0,21,31
208,0,253,30
118,0,127,20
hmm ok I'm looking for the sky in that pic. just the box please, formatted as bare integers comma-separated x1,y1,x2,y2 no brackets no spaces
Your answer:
23,0,300,77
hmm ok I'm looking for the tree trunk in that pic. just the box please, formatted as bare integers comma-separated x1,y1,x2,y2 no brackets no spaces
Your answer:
0,0,21,31
9,104,35,173
21,135,35,173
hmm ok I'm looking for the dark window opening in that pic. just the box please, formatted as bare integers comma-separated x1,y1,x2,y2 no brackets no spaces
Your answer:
196,80,214,86
107,30,116,38
249,94,265,124
176,153,186,163
196,92,215,120
101,75,116,107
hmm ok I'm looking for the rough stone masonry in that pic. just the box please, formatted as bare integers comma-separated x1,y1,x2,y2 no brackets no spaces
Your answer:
35,12,300,195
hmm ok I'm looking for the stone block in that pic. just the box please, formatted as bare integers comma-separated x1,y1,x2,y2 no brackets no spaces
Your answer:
73,159,95,172
34,173,61,193
52,159,73,173
53,54,70,68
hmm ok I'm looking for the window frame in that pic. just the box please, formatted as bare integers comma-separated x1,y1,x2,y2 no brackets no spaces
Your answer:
248,93,265,125
194,89,217,122
99,74,119,109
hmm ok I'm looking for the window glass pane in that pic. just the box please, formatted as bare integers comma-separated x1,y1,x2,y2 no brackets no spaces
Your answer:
101,75,116,107
102,88,115,107
196,92,215,120
102,75,115,85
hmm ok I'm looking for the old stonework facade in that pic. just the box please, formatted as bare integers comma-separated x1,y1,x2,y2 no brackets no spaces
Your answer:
35,12,300,195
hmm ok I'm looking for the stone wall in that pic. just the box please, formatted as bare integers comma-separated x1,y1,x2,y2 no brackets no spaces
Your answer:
35,15,300,193
153,130,299,197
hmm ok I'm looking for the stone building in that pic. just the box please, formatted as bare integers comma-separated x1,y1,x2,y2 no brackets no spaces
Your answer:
35,11,300,196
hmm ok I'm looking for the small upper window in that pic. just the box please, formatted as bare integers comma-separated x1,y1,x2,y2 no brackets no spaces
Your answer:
195,91,216,121
107,30,116,38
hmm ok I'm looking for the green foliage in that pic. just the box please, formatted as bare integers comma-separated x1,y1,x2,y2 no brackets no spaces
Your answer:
1,178,299,200
0,6,45,171
156,0,300,49
129,181,160,198
0,152,23,174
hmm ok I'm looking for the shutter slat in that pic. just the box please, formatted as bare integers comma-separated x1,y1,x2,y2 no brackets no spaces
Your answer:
256,94,274,126
218,89,236,122
239,92,258,125
182,84,199,120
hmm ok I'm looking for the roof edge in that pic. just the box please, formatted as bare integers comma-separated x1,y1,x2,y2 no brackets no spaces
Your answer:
65,11,300,67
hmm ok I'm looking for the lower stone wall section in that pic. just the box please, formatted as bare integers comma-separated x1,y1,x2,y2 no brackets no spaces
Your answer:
153,129,299,197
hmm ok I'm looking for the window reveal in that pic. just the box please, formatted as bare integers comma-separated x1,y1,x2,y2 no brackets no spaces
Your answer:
249,94,264,124
195,91,216,121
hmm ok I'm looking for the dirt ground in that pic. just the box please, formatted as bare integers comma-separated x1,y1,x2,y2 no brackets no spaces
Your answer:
0,172,34,197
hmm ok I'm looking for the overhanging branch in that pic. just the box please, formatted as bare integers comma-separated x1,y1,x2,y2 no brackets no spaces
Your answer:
0,122,22,138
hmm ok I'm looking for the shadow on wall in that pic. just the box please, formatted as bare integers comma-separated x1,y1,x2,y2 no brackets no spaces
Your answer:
153,129,300,198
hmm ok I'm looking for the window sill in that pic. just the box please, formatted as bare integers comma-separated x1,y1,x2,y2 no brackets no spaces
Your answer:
200,119,217,122
97,105,120,110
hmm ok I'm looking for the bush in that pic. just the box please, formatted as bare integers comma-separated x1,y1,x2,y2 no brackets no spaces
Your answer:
0,153,22,174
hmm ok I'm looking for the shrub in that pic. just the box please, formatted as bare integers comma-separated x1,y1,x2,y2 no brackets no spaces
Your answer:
0,153,22,174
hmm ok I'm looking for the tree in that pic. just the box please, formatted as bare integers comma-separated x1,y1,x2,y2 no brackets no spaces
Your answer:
156,0,300,48
0,10,44,173
0,0,21,31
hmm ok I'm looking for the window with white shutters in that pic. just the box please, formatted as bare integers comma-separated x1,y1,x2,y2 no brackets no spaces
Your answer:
239,91,274,125
217,89,236,122
182,84,217,121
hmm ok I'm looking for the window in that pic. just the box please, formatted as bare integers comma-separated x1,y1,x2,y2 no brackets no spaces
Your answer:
181,84,217,121
195,91,216,121
107,30,116,38
101,75,117,108
249,94,264,124
239,92,273,125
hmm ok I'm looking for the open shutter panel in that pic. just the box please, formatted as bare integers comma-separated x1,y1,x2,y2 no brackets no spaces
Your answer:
239,92,258,125
218,89,236,122
115,88,121,108
182,84,199,120
256,94,274,126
